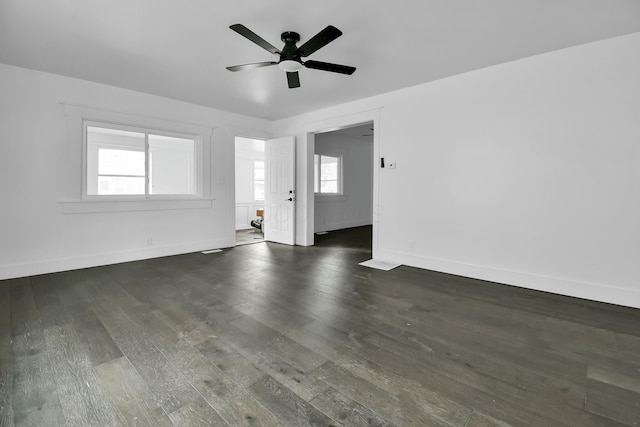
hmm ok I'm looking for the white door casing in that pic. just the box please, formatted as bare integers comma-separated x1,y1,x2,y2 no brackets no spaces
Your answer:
264,136,296,245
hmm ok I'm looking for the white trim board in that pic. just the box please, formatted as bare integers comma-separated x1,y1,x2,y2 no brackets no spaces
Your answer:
376,249,640,310
60,198,214,214
0,238,231,280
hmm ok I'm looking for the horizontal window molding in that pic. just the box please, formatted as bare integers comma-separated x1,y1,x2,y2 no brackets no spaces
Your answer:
59,198,214,214
62,101,217,136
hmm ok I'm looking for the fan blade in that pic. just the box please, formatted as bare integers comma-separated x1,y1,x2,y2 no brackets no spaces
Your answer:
304,60,356,75
226,61,277,72
287,72,301,88
297,25,342,57
230,24,280,55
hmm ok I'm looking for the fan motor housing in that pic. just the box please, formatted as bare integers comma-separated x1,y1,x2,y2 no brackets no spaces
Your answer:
280,32,301,59
281,32,300,43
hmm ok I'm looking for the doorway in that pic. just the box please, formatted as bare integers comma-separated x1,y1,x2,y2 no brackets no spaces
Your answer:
234,136,265,245
312,122,374,251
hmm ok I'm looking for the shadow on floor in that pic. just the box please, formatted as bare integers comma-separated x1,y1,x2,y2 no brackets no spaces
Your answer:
313,225,372,252
235,224,372,250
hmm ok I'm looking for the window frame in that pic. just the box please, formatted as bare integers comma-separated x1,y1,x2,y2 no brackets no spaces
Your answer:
82,120,202,200
314,154,343,195
253,159,265,202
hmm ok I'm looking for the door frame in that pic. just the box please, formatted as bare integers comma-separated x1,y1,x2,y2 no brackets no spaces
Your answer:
303,109,381,257
229,127,270,247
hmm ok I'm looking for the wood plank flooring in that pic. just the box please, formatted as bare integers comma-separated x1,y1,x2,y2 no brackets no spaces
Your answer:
1,226,640,426
236,229,264,246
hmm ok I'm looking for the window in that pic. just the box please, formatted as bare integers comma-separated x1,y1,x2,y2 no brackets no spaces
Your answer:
254,160,265,201
314,154,342,194
85,123,197,197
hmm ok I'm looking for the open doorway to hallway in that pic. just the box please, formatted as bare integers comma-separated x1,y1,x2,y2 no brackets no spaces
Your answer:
234,137,265,245
313,122,374,250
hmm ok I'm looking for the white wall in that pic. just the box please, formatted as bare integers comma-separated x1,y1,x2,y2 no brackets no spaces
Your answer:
235,137,264,229
0,63,270,279
273,32,640,309
314,131,373,232
3,31,640,309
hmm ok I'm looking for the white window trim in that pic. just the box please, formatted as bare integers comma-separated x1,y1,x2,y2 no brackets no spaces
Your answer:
61,102,215,213
253,159,265,202
83,120,202,200
314,154,343,195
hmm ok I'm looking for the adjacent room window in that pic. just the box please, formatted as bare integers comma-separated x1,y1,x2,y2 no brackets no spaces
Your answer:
85,123,197,197
254,160,265,201
314,154,342,194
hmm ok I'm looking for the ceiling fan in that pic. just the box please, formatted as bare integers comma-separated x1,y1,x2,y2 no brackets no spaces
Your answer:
226,24,356,89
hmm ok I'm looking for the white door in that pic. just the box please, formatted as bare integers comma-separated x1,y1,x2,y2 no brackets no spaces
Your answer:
264,136,296,245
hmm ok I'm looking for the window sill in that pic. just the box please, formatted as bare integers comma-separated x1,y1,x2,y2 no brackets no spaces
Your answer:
59,198,214,214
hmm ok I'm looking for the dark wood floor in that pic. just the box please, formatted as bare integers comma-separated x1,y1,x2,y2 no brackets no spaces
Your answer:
2,226,640,426
236,228,264,246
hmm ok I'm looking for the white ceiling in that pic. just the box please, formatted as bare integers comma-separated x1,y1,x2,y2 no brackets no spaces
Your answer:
1,1,639,120
330,123,374,143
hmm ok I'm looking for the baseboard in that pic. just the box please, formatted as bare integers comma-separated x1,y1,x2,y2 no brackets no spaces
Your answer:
315,220,372,233
6,241,637,310
375,249,640,310
0,238,232,280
